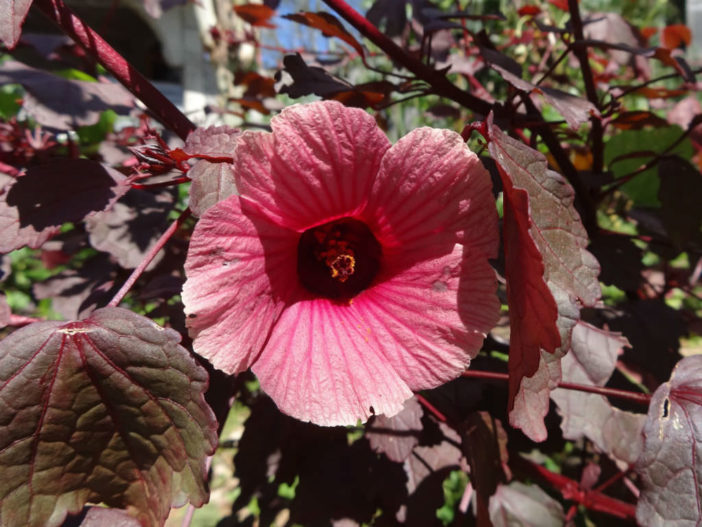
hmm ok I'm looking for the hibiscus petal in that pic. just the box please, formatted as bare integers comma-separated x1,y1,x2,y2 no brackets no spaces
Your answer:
252,297,413,426
182,196,300,373
357,243,500,390
235,100,391,230
365,127,497,258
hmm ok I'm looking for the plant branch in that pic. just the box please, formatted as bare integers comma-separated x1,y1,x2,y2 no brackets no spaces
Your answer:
567,0,604,174
461,370,651,405
513,456,637,520
320,0,492,116
107,208,191,307
32,0,196,141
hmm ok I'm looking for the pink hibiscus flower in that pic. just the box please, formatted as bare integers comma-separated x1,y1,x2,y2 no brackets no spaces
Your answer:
182,101,499,426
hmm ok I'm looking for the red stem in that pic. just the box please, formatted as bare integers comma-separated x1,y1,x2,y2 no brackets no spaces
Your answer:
513,456,637,520
461,370,651,405
415,393,448,423
32,0,196,141
107,208,191,307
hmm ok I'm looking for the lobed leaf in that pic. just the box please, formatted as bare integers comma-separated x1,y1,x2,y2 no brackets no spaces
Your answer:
550,321,645,466
488,482,565,527
85,189,175,270
0,307,218,527
366,397,422,463
0,61,134,130
636,355,702,527
486,114,600,441
0,160,130,253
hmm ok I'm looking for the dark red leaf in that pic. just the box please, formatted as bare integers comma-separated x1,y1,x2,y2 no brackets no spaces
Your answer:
547,0,568,11
0,307,217,527
366,397,422,462
487,63,597,129
636,355,702,526
404,423,462,494
283,12,365,60
518,5,541,16
0,159,130,253
0,60,134,130
550,321,645,465
85,189,175,270
276,53,353,98
366,0,407,38
0,0,32,49
610,111,669,130
486,114,600,441
661,24,692,50
234,4,276,28
460,412,509,522
583,12,642,65
233,71,277,99
33,253,117,320
489,482,565,526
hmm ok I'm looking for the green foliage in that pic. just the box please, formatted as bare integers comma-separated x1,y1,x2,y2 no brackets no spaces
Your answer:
436,470,468,525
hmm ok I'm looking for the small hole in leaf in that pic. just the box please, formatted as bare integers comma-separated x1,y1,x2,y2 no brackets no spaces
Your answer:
662,398,670,418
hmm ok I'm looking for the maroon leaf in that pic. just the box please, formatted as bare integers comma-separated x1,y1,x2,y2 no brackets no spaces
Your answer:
486,114,601,441
85,189,174,270
489,482,565,527
0,307,217,527
366,397,422,463
583,12,642,65
550,321,645,466
0,0,32,49
366,0,407,37
636,355,702,526
0,160,130,253
276,54,353,99
488,64,598,129
657,156,702,250
183,125,240,158
460,412,508,522
404,423,462,494
33,254,117,320
0,60,134,130
234,4,276,28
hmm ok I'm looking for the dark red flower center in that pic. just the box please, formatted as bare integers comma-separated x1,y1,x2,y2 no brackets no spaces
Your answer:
297,217,381,300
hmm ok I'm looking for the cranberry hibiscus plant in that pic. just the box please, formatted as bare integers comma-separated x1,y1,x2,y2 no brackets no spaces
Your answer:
0,0,700,525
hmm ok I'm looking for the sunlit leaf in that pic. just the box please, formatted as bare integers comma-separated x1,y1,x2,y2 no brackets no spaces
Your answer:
486,114,600,441
636,355,702,526
0,307,217,527
234,4,276,28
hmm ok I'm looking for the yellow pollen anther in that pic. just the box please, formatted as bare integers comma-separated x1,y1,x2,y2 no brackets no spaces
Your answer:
329,254,356,282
